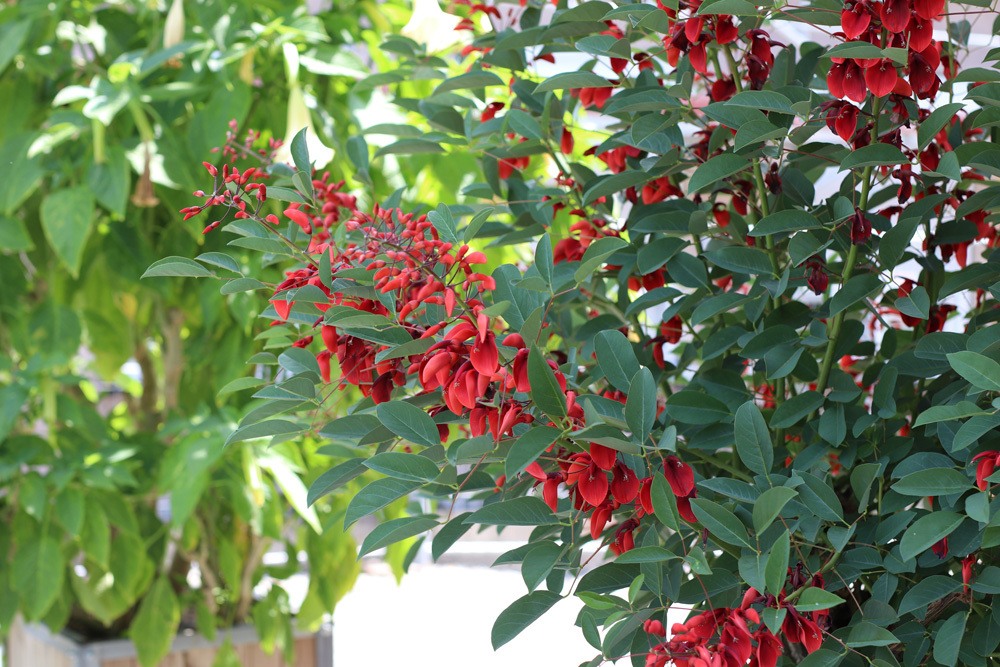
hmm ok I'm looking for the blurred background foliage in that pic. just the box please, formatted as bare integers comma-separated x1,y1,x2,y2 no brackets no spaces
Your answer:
0,0,488,663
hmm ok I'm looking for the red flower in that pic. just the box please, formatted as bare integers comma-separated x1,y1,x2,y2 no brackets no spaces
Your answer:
827,60,867,103
913,0,945,20
963,554,976,593
611,463,640,503
590,442,618,470
879,0,911,33
665,456,696,496
932,536,949,558
841,1,871,38
560,127,574,154
850,207,872,245
973,451,1000,490
865,59,898,96
806,259,829,295
909,45,941,98
782,609,823,653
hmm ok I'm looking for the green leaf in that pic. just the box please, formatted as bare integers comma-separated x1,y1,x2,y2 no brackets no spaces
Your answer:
432,512,474,561
220,278,267,294
465,496,559,527
358,515,439,558
307,458,367,506
365,452,440,483
376,401,441,448
433,70,504,94
614,546,679,564
344,478,422,527
771,391,823,428
690,498,752,548
491,590,562,650
574,236,629,282
839,144,908,170
829,273,882,316
750,210,823,237
824,41,885,60
651,473,682,532
0,215,33,251
528,347,568,421
899,511,965,561
290,127,312,175
850,463,881,512
895,285,930,320
727,90,796,114
143,256,214,279
129,577,181,667
796,588,846,612
797,472,845,523
624,368,656,444
933,612,967,667
919,103,965,150
664,391,730,424
195,252,241,275
595,330,641,392
226,419,305,445
733,120,786,151
705,247,774,275
688,153,749,192
40,187,96,278
764,531,790,595
521,541,563,591
752,487,797,534
897,575,962,616
891,469,972,496
12,536,65,620
534,72,615,93
506,426,562,479
734,401,774,476
846,622,899,647
914,401,990,427
947,351,1000,392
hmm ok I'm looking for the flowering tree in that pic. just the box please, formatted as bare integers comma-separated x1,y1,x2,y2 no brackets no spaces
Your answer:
166,0,1000,664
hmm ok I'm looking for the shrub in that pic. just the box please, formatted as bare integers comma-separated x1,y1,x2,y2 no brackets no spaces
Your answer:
170,0,1000,665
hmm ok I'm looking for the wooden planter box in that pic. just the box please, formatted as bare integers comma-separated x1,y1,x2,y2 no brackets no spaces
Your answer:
6,617,333,667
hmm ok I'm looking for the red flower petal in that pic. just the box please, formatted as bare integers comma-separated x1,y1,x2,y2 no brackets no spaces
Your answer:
841,4,870,39
865,59,897,96
611,463,640,504
590,443,618,470
470,331,499,375
578,465,610,506
879,0,910,33
664,456,695,496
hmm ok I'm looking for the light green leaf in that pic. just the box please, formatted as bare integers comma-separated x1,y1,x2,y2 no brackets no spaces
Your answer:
129,577,181,667
41,187,96,278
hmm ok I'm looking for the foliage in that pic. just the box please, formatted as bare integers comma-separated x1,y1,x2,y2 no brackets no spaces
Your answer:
0,0,428,663
173,0,1000,665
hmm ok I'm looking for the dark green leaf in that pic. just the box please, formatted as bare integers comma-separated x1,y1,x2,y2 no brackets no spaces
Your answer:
506,426,562,479
688,153,749,193
624,368,656,444
735,401,774,476
376,401,442,448
690,498,752,548
491,591,562,649
891,469,972,496
899,511,965,561
358,515,439,558
465,496,559,526
365,452,441,483
528,347,568,421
